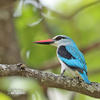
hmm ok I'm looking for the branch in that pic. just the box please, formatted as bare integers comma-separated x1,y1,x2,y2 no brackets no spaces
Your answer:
53,0,100,19
0,64,100,98
67,0,100,19
89,68,100,76
80,41,100,54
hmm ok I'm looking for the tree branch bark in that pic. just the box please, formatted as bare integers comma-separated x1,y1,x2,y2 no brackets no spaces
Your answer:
0,64,100,98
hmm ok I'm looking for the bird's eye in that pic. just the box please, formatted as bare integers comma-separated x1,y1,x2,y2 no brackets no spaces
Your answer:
55,36,66,41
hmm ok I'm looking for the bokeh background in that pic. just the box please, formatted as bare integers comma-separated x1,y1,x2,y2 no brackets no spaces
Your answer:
0,0,100,100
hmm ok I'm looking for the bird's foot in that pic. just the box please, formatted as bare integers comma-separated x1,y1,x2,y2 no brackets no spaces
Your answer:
74,76,84,84
74,76,80,80
60,69,66,77
60,72,66,77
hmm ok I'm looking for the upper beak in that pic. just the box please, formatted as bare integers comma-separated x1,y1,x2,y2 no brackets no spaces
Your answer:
33,39,55,45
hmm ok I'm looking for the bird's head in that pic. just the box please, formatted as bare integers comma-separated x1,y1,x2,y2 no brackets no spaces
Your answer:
34,35,73,47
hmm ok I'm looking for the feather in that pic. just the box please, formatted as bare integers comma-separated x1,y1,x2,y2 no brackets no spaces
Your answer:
57,44,88,73
57,44,91,84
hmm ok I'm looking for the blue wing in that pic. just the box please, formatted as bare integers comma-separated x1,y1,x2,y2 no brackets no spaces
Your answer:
65,44,87,71
57,45,91,84
57,44,87,72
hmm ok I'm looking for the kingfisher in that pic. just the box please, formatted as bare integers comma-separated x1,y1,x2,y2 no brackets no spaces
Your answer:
34,35,91,84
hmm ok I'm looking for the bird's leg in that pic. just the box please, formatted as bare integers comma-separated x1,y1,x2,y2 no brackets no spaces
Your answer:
74,76,80,80
60,68,66,77
74,71,81,80
60,64,66,76
61,69,66,76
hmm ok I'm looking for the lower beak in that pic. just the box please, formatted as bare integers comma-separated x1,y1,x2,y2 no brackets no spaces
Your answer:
33,39,55,45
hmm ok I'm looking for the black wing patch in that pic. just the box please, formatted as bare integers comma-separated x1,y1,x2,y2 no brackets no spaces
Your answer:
58,46,75,59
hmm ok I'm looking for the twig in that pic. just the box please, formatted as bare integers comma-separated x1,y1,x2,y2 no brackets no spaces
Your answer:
89,68,100,76
53,0,100,19
41,18,55,38
80,41,100,54
0,64,100,98
36,0,55,38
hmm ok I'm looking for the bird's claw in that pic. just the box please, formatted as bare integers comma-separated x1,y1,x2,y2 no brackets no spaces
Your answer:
74,76,80,80
60,73,66,78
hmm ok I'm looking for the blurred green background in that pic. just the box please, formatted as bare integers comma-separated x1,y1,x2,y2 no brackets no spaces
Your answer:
0,0,100,100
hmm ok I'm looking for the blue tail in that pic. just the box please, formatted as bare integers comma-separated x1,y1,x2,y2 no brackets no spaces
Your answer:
79,71,91,84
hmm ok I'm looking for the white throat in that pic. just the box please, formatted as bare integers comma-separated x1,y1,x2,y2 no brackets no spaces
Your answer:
52,40,72,47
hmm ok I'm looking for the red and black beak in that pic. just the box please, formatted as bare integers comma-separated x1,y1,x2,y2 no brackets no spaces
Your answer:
33,39,55,45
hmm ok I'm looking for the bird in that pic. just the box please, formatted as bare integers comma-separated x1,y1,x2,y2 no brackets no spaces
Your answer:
34,35,91,84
